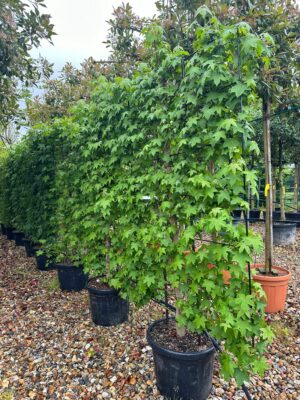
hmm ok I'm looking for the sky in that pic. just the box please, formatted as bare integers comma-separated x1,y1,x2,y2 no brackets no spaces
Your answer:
31,0,157,71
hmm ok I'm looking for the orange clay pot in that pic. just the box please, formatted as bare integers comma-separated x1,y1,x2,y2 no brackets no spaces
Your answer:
251,264,291,313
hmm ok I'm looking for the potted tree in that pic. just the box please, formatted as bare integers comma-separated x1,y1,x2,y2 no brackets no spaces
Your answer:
247,0,299,313
107,12,273,399
47,114,129,321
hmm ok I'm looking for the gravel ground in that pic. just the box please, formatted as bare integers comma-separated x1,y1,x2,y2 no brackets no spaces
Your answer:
0,224,299,400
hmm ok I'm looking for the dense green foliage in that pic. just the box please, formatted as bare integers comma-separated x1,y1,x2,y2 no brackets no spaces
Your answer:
0,123,60,242
0,10,275,385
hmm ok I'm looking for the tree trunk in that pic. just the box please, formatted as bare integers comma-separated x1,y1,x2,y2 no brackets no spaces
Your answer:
105,237,111,278
175,288,186,337
294,162,299,211
279,136,285,221
279,168,286,221
169,216,185,337
263,97,273,274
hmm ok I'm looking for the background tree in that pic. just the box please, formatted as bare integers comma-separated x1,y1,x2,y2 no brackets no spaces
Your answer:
104,2,149,77
0,0,55,128
25,58,103,126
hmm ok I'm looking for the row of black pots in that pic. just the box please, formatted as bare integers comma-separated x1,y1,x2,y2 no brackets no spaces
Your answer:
233,209,300,226
1,226,215,399
52,266,130,326
232,209,262,221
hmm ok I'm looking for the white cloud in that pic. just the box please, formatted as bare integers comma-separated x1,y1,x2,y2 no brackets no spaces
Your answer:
31,0,157,71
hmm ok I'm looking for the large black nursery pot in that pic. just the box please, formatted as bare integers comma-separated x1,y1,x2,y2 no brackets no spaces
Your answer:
249,209,261,221
13,231,25,246
285,212,300,228
87,280,129,326
6,227,15,240
147,319,215,400
56,264,88,291
23,239,35,257
273,222,297,246
231,209,241,219
33,247,56,271
0,223,7,235
272,211,281,221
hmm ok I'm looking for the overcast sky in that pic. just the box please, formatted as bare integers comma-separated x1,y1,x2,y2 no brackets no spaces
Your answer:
31,0,157,71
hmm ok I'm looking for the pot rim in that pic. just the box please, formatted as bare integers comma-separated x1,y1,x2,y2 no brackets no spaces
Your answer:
147,318,215,361
273,222,297,227
251,264,291,282
55,263,83,270
86,278,118,295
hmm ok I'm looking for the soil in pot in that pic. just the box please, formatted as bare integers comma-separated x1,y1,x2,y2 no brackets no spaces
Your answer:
13,231,25,246
87,278,129,326
56,264,88,291
252,264,291,313
147,318,215,400
273,222,297,246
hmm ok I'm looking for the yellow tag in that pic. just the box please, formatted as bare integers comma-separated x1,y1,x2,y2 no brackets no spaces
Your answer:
264,183,270,197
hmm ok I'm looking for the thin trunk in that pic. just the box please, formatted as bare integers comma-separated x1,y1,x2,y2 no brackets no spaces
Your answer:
169,216,185,337
279,137,285,221
247,184,251,219
294,162,299,211
263,97,273,273
279,168,285,221
257,177,261,209
175,288,186,337
105,237,110,278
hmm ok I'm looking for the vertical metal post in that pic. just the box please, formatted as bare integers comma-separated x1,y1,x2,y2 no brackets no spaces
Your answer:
237,31,252,297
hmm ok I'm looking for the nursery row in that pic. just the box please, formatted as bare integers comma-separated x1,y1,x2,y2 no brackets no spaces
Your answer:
0,14,277,400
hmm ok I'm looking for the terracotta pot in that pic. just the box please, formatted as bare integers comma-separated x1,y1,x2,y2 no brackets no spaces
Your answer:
251,264,291,313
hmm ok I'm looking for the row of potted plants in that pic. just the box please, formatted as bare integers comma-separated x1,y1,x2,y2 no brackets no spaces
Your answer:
0,12,287,400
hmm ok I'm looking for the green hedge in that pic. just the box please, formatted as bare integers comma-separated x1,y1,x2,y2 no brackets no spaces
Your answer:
0,11,274,384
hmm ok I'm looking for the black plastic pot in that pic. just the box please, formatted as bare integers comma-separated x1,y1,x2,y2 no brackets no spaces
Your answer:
13,231,25,246
273,222,297,246
56,264,88,291
272,211,281,221
263,211,281,222
87,282,129,326
231,209,241,219
34,248,56,271
6,227,15,240
147,319,215,400
249,209,261,221
1,224,7,235
23,239,34,257
285,212,300,228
